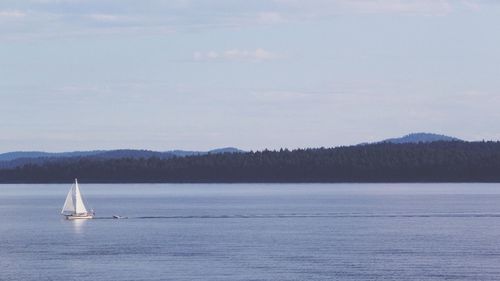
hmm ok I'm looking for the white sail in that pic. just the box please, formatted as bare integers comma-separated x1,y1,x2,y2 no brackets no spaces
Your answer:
61,179,91,217
61,185,75,214
74,179,88,214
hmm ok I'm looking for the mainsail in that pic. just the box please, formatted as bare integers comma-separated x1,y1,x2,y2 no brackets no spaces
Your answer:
61,179,89,215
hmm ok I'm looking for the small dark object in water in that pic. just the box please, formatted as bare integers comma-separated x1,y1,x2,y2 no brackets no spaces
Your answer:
113,215,126,219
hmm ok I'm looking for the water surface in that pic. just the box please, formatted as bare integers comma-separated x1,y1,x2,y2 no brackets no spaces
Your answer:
1,183,500,281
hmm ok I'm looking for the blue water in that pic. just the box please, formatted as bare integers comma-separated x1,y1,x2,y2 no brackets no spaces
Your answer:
2,183,500,281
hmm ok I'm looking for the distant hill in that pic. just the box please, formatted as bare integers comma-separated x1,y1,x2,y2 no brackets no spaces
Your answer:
206,147,242,154
168,147,243,157
0,147,245,169
380,133,462,144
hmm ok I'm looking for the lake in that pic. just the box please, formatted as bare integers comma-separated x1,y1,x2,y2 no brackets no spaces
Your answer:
1,183,500,281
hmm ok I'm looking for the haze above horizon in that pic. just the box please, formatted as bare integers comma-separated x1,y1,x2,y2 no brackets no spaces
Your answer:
1,0,499,152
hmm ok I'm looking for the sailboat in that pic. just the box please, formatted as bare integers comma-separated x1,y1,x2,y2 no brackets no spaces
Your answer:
61,179,94,219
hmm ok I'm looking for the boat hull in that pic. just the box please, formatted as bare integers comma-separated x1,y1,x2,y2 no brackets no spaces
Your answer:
65,214,93,220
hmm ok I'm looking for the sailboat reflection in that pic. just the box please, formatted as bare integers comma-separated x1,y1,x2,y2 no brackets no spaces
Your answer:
71,218,87,234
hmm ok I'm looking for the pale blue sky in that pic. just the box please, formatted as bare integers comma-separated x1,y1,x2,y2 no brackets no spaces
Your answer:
1,0,499,152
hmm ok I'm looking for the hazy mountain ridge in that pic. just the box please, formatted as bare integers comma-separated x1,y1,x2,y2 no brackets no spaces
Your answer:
0,133,460,163
380,133,462,144
0,147,244,169
0,133,464,168
0,151,106,161
0,133,467,170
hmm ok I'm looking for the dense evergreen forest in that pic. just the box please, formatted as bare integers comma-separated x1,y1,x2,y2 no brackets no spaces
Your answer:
1,141,500,183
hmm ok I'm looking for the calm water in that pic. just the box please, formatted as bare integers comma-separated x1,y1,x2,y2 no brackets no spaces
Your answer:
2,183,500,281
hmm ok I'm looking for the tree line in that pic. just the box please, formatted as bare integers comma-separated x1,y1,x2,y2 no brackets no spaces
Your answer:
1,141,500,183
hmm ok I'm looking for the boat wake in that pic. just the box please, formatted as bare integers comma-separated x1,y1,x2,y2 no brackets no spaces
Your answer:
92,213,500,220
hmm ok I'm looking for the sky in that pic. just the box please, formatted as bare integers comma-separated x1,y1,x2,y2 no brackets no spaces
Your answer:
1,0,500,152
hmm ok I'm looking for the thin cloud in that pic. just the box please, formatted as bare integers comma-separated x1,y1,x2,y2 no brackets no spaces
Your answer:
334,0,453,15
251,90,313,103
86,14,122,22
193,48,282,62
0,10,27,19
461,0,481,11
275,0,454,16
256,12,287,24
0,0,489,41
